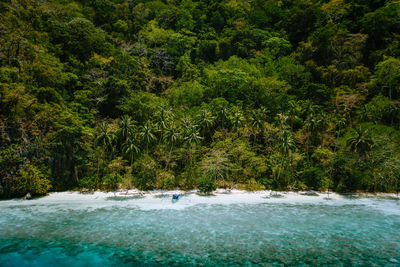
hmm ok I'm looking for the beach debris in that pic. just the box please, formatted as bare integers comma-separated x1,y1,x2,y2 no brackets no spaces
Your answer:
268,191,284,198
300,190,319,196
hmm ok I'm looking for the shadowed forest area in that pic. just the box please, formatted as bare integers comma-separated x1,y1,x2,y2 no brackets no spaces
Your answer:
0,0,399,198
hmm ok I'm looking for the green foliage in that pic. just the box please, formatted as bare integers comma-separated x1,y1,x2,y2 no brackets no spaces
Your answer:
119,91,165,123
1,0,400,198
167,81,204,107
374,58,400,100
0,147,51,198
35,87,62,104
133,155,157,190
63,18,108,60
263,37,292,57
79,177,97,191
197,176,217,193
320,177,334,192
255,77,291,113
15,164,51,197
346,127,373,157
362,95,398,125
237,179,266,191
300,167,325,190
113,20,128,33
156,170,176,190
99,77,131,117
103,173,122,192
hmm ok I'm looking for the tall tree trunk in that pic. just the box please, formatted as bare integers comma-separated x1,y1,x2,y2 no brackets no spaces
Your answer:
74,166,79,184
96,155,100,188
276,156,285,189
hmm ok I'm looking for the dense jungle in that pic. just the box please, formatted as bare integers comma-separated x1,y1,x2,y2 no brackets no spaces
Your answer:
1,0,400,198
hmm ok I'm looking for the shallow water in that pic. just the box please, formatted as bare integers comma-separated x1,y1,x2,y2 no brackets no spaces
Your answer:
0,192,399,266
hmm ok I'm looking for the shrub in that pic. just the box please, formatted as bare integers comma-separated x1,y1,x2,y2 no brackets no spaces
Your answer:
133,155,157,190
299,167,325,190
15,164,51,196
197,177,217,193
156,171,175,190
79,176,96,190
103,173,122,192
237,179,265,191
290,180,308,191
121,174,134,190
113,20,128,33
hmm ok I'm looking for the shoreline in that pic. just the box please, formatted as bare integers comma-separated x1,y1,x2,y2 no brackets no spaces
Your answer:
34,189,400,200
1,189,399,201
67,188,400,198
1,190,399,215
1,189,398,206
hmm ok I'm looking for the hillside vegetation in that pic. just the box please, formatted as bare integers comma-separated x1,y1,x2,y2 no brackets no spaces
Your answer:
1,0,400,197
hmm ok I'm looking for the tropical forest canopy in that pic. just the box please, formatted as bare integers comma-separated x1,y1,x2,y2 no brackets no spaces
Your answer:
1,0,400,198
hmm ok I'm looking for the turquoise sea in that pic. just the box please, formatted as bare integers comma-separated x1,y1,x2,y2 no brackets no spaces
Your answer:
0,192,399,266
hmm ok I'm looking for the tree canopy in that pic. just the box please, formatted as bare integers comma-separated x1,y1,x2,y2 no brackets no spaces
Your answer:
1,0,400,197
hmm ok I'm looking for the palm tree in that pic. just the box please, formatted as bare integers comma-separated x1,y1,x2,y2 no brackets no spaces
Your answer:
96,122,115,153
316,112,329,145
122,136,140,191
346,127,373,160
139,121,156,153
301,100,315,119
93,146,105,188
185,127,203,148
164,126,181,168
196,110,215,137
328,114,347,186
259,107,269,120
334,114,347,153
117,115,135,142
277,113,289,130
185,129,202,144
230,110,244,137
278,130,296,156
216,104,229,129
181,117,194,134
164,127,181,148
184,125,203,168
249,110,264,145
155,104,173,134
287,100,300,130
275,130,296,187
95,122,116,182
303,104,317,160
122,136,140,166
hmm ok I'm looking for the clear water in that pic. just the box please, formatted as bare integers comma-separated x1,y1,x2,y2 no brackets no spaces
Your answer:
0,192,399,266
